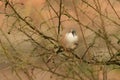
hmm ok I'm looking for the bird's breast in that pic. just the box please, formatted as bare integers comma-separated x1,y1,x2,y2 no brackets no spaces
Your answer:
65,33,78,43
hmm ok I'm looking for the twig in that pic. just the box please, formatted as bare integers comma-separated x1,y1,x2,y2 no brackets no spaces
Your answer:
58,0,62,35
6,0,57,43
107,0,120,19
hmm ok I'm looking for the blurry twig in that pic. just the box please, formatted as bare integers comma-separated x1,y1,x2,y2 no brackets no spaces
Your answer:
46,0,58,16
81,0,120,26
107,0,120,19
64,10,120,52
0,29,18,55
57,0,62,35
6,0,57,43
18,28,50,51
81,43,94,60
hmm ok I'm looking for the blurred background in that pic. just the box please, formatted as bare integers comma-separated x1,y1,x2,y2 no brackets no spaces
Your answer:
0,0,120,80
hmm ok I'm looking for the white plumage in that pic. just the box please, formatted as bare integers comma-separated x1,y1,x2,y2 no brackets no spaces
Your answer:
65,32,78,43
65,29,78,50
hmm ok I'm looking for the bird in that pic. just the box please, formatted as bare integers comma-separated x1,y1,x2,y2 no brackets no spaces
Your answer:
65,29,79,50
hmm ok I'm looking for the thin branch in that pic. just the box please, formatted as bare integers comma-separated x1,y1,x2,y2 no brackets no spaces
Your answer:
18,28,50,51
72,0,90,58
81,0,120,26
58,0,62,35
64,8,120,52
6,0,57,43
46,0,58,16
107,0,120,19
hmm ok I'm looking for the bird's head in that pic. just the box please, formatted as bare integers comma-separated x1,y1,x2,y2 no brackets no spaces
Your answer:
70,29,76,36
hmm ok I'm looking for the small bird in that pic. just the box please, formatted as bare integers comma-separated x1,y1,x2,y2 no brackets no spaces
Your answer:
65,29,78,50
